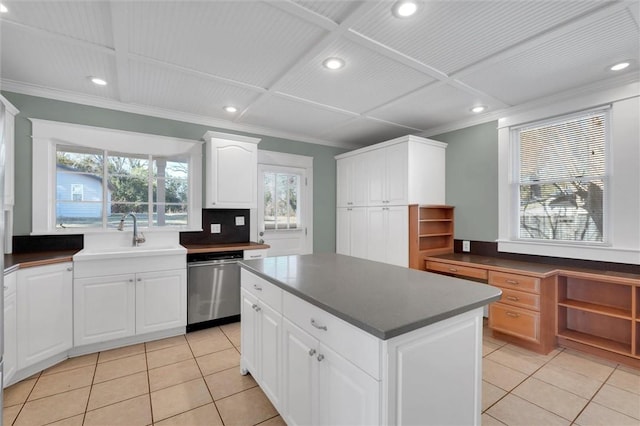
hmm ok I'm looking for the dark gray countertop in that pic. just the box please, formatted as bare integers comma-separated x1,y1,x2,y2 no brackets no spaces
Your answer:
240,253,502,340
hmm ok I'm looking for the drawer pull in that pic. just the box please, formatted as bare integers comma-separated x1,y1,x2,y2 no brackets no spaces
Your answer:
505,279,519,285
317,354,325,362
505,311,520,318
252,304,261,312
505,295,519,302
253,284,262,291
248,255,262,259
67,267,73,272
310,319,327,331
3,285,7,290
448,268,458,272
308,348,316,356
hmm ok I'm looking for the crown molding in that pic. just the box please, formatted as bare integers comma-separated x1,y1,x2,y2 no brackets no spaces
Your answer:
419,73,639,137
0,79,360,150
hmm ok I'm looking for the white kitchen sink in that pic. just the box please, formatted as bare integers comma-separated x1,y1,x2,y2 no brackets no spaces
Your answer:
73,245,186,261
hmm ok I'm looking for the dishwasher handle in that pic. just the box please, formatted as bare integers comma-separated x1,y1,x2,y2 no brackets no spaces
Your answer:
187,259,240,267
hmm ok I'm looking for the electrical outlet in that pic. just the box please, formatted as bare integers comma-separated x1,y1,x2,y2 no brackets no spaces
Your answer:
462,240,470,252
211,224,221,234
235,216,245,226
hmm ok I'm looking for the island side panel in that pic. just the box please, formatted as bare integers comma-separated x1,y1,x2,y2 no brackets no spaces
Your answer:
382,307,484,426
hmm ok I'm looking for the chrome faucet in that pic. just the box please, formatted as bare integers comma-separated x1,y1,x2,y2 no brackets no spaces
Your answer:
117,213,146,246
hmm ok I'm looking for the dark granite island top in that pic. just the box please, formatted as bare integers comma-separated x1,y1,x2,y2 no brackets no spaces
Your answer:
240,253,501,340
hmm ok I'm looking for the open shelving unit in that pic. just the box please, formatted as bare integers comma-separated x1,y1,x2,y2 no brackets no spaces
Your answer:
556,271,639,360
409,205,454,270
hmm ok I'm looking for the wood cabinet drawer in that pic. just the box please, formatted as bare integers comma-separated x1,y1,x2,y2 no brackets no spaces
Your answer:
489,271,540,294
241,269,282,312
283,292,380,380
426,261,488,281
489,303,539,343
498,288,540,311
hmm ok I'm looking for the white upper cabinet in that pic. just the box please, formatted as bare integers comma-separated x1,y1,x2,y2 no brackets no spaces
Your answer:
336,135,447,208
204,131,261,209
1,95,18,208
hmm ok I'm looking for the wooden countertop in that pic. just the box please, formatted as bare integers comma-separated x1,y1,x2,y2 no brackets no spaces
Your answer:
426,253,640,283
4,242,270,273
4,250,79,273
181,242,270,254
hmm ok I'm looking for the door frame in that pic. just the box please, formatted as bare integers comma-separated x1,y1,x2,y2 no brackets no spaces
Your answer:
253,150,313,255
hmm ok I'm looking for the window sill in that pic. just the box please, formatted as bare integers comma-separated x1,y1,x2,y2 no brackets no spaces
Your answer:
497,240,639,265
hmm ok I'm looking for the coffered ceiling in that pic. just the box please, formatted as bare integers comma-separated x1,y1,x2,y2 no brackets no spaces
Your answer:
1,1,638,148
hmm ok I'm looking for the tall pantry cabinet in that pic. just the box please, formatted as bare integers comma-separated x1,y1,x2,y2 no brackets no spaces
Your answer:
336,135,447,267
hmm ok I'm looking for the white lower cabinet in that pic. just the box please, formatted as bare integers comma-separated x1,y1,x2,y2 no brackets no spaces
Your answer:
73,256,186,347
17,263,73,370
3,270,17,384
240,279,282,408
282,319,379,426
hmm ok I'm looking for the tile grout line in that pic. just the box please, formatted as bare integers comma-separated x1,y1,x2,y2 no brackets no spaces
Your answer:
568,366,621,425
79,356,99,425
145,341,155,426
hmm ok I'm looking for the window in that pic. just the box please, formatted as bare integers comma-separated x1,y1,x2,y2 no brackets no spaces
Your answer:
263,171,301,230
32,119,202,234
55,147,189,229
513,109,608,244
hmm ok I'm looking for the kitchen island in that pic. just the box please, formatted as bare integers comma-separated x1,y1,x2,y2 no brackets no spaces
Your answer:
240,253,501,426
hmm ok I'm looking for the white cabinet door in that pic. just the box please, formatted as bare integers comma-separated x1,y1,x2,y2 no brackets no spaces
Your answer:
336,208,350,255
17,263,73,369
336,158,352,208
366,207,386,263
367,149,386,206
258,301,282,408
74,274,135,347
350,207,368,259
135,269,186,334
3,271,17,385
282,319,318,426
385,205,409,267
318,343,380,426
241,289,259,376
205,134,260,208
385,143,408,205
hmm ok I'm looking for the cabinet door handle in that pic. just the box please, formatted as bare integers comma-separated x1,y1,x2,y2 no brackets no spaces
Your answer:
505,279,519,285
448,268,458,272
251,304,258,310
137,278,142,282
308,349,316,356
253,284,262,291
128,279,134,283
506,296,519,301
310,319,327,331
317,354,325,362
506,311,520,318
66,267,73,272
3,285,7,290
248,255,262,259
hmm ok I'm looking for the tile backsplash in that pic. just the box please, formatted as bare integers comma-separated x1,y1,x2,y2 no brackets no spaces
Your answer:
180,209,250,245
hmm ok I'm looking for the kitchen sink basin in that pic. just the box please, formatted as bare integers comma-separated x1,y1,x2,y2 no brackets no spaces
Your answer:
73,245,186,261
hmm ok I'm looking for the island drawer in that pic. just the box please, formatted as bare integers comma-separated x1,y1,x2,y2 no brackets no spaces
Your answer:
489,303,539,343
489,271,540,294
426,261,488,281
498,288,540,311
241,270,282,311
283,292,381,380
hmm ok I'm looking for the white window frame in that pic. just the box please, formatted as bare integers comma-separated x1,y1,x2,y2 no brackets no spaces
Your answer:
498,83,640,264
31,119,202,234
510,107,610,246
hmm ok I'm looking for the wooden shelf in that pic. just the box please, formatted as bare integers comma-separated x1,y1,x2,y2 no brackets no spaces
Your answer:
409,205,454,270
558,329,632,356
557,299,632,320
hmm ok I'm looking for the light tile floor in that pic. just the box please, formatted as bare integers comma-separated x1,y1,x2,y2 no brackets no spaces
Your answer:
3,322,639,425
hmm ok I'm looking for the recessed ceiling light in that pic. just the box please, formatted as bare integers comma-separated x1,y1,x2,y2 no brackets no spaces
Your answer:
471,105,487,113
323,57,345,70
392,0,418,18
223,106,238,113
89,76,107,86
610,61,630,71
0,4,8,13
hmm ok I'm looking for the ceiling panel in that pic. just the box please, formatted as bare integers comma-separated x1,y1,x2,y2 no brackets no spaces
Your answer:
320,117,415,146
458,8,640,105
126,1,326,88
368,83,498,130
293,1,362,23
128,60,263,120
0,0,113,47
277,37,434,113
351,1,605,74
240,95,355,139
0,26,118,99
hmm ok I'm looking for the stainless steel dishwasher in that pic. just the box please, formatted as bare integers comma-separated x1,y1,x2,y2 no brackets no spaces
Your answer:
187,250,243,332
